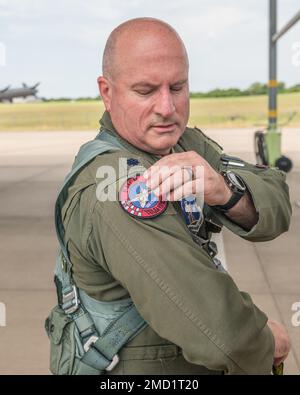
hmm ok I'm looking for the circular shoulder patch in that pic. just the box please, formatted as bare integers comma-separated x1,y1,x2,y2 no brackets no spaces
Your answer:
119,174,167,219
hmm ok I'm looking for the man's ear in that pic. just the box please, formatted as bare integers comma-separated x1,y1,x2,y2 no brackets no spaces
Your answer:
97,76,112,111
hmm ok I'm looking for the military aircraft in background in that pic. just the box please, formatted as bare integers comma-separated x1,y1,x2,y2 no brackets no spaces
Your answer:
0,83,40,102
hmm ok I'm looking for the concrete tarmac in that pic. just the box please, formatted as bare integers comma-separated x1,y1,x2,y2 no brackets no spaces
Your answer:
0,128,299,374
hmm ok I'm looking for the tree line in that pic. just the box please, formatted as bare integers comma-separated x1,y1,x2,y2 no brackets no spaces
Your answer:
42,82,300,102
190,82,300,98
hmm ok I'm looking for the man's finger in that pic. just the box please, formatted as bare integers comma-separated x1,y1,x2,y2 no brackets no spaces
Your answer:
145,165,182,190
153,168,192,199
143,151,203,180
170,180,194,201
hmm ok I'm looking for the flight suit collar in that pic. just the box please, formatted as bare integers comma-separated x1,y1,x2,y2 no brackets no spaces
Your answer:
99,111,184,163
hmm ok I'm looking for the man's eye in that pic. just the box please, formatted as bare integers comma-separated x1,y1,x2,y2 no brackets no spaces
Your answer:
171,86,183,92
135,90,153,96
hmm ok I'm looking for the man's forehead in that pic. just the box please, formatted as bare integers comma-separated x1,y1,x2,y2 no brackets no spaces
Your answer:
122,67,188,88
132,77,188,85
117,48,188,83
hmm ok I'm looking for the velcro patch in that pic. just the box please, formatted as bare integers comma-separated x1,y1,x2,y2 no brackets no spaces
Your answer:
119,175,167,219
180,195,203,234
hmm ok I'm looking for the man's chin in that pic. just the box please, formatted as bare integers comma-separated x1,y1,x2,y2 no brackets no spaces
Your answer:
146,137,179,155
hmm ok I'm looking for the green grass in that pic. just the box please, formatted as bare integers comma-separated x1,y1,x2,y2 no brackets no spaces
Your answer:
189,92,300,128
0,93,299,131
0,101,105,131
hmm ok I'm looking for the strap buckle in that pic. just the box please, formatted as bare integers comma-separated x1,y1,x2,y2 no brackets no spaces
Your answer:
207,241,218,258
205,218,222,233
83,335,99,352
62,285,80,314
83,336,120,371
106,354,120,371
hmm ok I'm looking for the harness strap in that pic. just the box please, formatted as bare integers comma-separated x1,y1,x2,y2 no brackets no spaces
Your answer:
54,130,148,372
81,304,146,372
55,138,119,277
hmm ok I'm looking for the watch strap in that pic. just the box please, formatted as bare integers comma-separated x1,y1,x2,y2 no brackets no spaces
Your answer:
212,171,246,212
212,190,244,212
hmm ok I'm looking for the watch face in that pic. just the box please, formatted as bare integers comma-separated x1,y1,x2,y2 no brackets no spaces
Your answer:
227,171,246,191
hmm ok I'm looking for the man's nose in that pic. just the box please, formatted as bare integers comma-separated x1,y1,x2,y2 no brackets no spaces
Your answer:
154,89,175,118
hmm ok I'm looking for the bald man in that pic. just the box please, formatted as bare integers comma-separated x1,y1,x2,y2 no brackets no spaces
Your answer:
46,18,291,375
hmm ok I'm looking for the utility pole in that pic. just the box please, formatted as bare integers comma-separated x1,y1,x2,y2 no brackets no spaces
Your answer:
256,0,300,171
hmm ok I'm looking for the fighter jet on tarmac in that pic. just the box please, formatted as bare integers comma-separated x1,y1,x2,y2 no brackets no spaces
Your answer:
0,83,40,102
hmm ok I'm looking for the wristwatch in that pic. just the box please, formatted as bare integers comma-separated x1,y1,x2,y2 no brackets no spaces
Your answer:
212,170,247,212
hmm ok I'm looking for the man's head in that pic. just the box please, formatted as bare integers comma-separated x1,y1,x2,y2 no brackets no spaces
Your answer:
98,17,190,156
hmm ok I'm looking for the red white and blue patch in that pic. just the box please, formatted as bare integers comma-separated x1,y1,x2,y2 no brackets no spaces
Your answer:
119,174,167,219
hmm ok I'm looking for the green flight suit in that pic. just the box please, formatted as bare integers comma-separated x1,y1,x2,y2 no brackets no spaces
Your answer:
61,111,291,375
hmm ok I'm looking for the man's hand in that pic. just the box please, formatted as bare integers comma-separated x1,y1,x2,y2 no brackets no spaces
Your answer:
267,320,291,367
143,151,231,205
143,151,258,230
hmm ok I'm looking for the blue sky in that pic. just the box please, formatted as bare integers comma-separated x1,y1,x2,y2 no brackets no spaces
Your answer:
0,0,299,98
